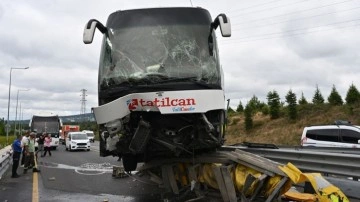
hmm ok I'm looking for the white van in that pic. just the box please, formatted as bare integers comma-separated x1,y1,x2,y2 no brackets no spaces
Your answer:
301,122,360,148
82,130,95,143
65,132,91,151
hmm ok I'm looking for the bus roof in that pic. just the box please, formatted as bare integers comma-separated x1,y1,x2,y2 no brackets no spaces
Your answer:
29,113,63,127
32,111,58,117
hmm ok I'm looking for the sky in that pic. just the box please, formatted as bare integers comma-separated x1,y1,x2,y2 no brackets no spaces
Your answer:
0,0,360,121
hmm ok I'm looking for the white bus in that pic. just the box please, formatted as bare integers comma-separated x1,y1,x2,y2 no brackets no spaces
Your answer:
29,112,62,150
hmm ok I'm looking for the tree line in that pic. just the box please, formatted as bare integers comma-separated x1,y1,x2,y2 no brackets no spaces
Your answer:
229,83,360,131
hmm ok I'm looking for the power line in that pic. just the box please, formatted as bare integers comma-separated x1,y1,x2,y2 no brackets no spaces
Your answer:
231,0,355,23
232,6,360,30
224,18,360,41
220,22,360,44
231,0,312,17
227,0,283,13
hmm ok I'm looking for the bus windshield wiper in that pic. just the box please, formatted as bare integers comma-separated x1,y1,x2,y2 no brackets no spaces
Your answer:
156,76,215,88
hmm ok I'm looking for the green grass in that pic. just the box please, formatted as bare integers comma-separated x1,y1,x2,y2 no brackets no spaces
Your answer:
0,135,16,149
225,104,360,146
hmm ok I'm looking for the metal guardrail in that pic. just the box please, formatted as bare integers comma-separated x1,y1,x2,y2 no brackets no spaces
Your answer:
239,142,360,155
1,143,360,180
223,145,360,179
0,144,359,199
0,146,12,180
278,145,360,155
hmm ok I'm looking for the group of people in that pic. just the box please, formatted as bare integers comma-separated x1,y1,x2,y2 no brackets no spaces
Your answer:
35,132,53,157
11,131,53,178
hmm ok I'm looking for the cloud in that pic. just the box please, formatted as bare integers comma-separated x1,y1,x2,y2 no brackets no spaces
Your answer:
1,0,360,120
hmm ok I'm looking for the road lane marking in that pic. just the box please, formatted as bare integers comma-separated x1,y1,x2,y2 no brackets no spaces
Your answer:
32,155,39,202
32,172,39,202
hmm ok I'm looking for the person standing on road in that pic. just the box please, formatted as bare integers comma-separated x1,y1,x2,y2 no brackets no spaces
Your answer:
36,132,45,157
43,134,52,157
20,131,30,167
24,132,40,174
11,134,22,178
23,133,34,173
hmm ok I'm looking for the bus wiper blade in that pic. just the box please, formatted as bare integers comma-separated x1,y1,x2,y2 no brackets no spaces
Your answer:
157,77,215,89
101,76,160,89
100,79,133,90
156,76,198,83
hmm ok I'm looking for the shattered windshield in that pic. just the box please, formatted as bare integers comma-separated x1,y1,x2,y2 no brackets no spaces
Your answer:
99,8,221,90
33,122,59,133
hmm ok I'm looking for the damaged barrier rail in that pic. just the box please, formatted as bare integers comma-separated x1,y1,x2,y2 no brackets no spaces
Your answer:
2,144,360,181
0,144,355,200
223,146,360,179
115,148,349,202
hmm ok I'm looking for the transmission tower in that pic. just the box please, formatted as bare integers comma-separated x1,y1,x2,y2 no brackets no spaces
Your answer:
80,89,87,121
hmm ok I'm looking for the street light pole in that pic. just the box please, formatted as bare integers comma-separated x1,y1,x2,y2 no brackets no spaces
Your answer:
6,67,29,145
19,103,23,135
14,89,30,136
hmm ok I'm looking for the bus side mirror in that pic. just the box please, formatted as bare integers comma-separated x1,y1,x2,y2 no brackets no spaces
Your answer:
218,15,231,37
83,19,107,44
213,14,231,37
358,139,360,144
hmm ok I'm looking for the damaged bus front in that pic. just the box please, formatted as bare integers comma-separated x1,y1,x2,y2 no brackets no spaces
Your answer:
83,7,231,171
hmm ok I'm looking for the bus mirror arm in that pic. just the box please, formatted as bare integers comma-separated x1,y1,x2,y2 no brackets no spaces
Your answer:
208,14,231,55
83,19,107,44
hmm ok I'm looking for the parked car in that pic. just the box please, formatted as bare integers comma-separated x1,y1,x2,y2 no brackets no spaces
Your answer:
82,130,95,143
65,132,91,151
301,120,360,148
